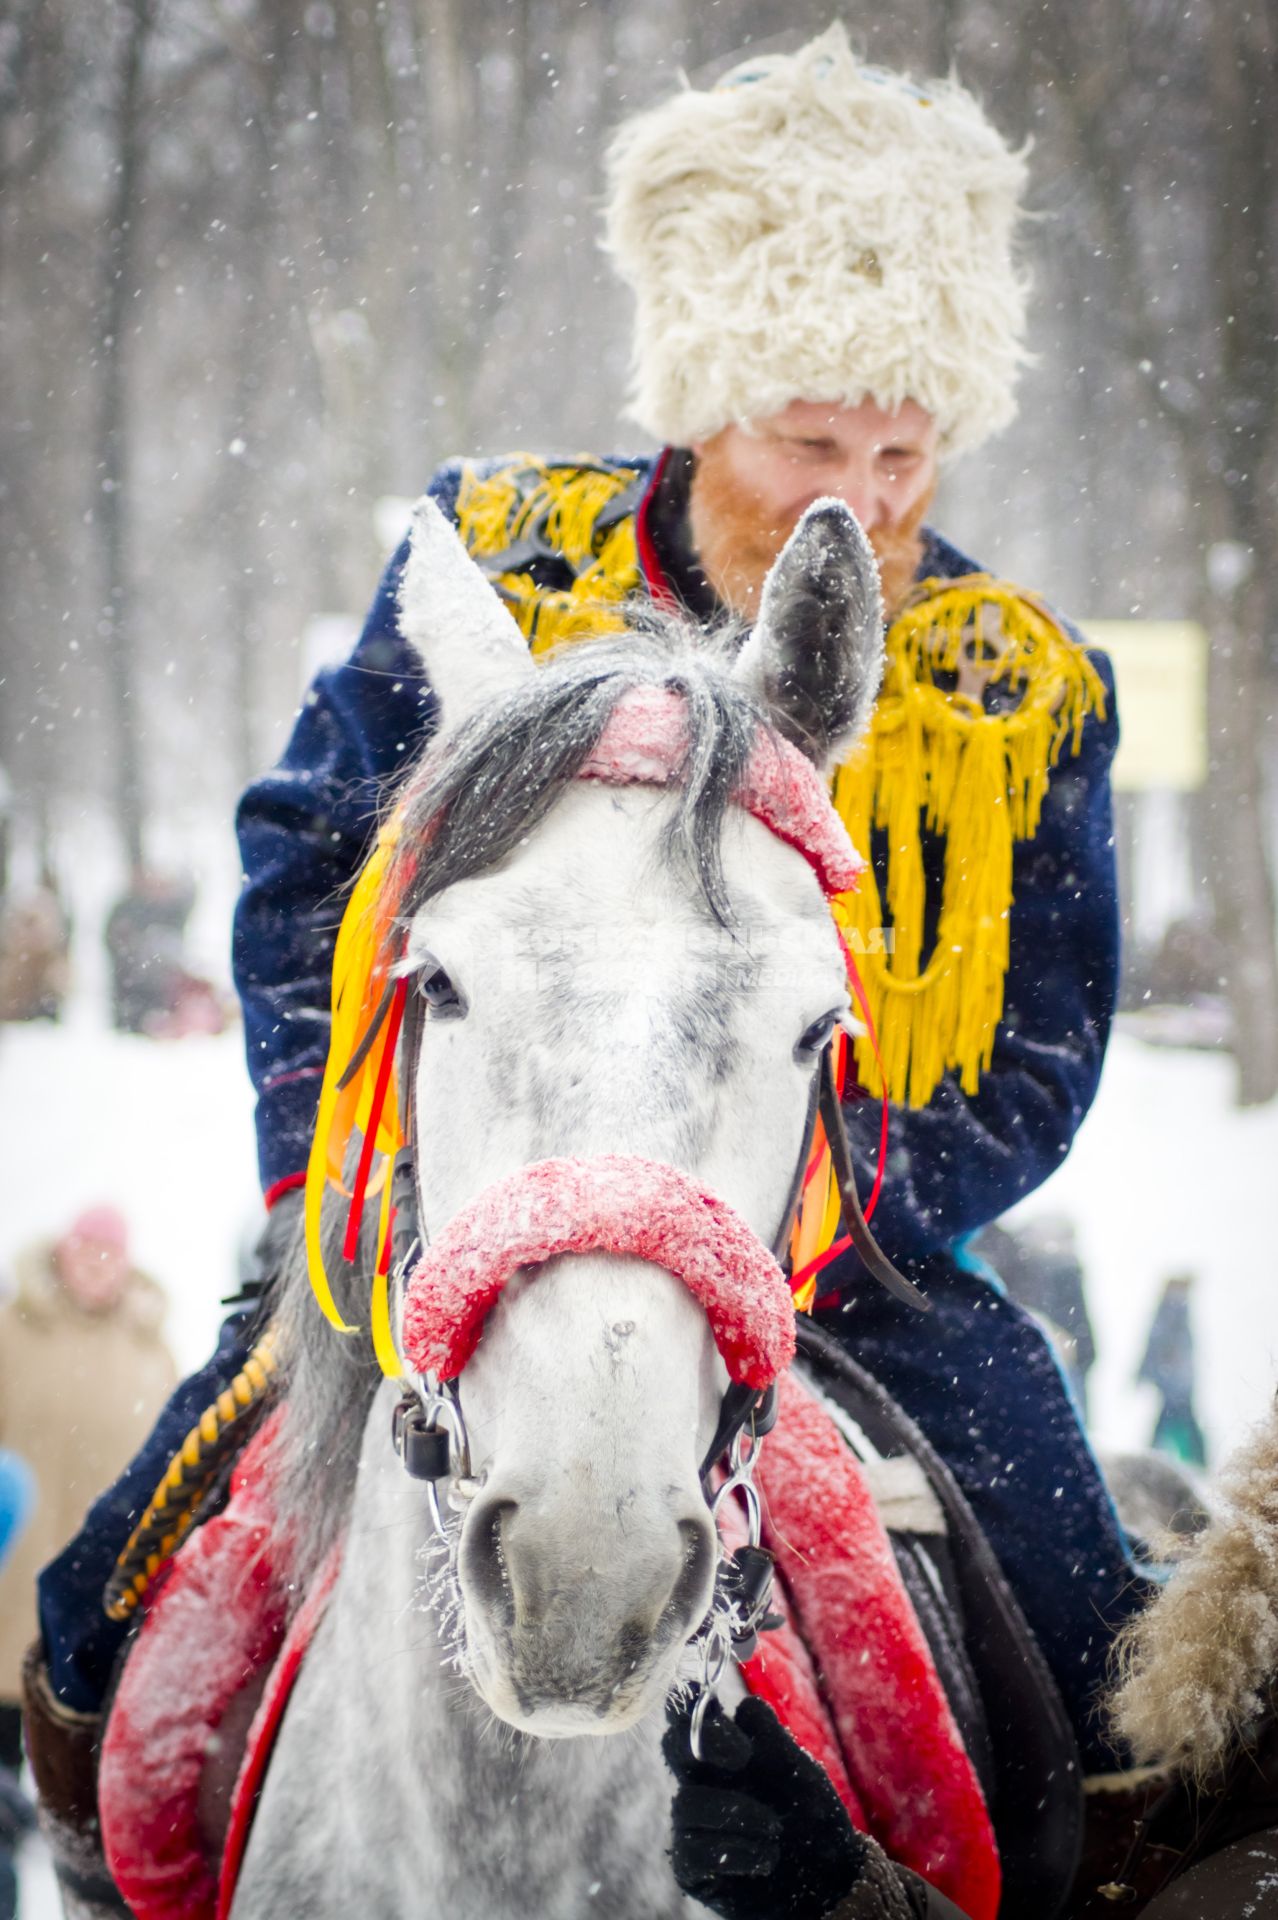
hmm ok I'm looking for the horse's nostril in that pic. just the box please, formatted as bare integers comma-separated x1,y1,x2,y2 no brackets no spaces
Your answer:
460,1497,517,1625
669,1517,717,1627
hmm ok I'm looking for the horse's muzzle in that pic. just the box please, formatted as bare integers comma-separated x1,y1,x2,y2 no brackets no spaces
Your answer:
459,1491,717,1734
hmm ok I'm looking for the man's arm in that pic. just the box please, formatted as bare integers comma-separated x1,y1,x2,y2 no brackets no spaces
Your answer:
841,650,1120,1265
231,465,468,1199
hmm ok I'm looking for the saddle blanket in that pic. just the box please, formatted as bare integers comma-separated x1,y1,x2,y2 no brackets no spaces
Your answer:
97,1375,1000,1919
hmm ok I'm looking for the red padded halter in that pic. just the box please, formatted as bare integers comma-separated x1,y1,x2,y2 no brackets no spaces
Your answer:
401,1153,797,1390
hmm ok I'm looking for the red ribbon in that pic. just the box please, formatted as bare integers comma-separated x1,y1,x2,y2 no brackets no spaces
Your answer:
342,975,408,1263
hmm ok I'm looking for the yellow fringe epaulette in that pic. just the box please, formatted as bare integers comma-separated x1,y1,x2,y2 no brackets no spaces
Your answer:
453,454,644,654
830,575,1108,1109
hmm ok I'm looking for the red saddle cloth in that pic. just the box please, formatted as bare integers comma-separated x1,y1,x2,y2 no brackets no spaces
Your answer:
97,1418,332,1920
741,1373,1000,1920
98,1380,999,1920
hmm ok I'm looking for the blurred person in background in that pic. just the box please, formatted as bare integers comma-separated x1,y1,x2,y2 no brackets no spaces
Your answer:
973,1214,1097,1421
103,869,194,1035
0,1209,176,1755
1137,1273,1207,1466
103,870,227,1038
0,1449,36,1920
0,872,70,1026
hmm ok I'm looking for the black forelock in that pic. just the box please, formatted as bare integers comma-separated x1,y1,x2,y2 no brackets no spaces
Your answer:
389,614,758,934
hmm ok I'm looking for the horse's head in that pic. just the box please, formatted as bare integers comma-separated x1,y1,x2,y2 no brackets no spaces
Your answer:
375,494,883,1735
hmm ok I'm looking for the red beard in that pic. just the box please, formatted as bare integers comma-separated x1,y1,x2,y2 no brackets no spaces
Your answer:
689,440,933,624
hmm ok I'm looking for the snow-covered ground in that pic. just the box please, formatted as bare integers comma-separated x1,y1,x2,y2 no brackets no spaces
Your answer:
0,1018,260,1375
1007,1032,1278,1463
0,1017,260,1377
0,807,259,1380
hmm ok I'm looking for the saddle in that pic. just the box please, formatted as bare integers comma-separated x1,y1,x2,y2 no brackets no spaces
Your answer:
793,1321,1083,1918
95,1327,1083,1920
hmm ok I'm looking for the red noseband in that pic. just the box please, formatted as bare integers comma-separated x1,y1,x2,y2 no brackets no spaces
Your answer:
401,1153,797,1390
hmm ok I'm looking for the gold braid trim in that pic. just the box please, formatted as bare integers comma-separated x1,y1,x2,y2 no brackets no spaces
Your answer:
103,1326,281,1621
453,455,643,654
831,576,1108,1108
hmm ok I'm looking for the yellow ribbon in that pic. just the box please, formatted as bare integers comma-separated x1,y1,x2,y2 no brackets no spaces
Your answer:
304,812,408,1374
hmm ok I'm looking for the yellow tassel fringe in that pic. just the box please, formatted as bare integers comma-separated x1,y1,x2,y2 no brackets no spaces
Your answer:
832,576,1107,1107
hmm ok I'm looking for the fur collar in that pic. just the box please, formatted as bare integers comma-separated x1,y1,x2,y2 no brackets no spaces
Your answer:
1110,1397,1278,1780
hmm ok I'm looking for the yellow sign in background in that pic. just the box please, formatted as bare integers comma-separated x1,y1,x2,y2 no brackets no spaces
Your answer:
1080,620,1208,792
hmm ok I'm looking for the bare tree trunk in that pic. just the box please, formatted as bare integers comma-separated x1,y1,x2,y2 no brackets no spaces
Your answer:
414,0,481,453
1026,0,1278,1105
924,0,962,69
1194,2,1278,1104
222,352,263,796
97,0,155,871
1199,568,1278,1102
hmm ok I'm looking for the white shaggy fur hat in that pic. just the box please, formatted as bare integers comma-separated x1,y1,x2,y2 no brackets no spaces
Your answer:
604,24,1031,458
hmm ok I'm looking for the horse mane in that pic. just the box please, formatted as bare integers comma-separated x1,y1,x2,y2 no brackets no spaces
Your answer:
267,610,768,1589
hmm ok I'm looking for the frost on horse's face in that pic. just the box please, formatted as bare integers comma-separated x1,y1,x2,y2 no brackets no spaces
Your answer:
387,493,879,1737
404,785,847,1731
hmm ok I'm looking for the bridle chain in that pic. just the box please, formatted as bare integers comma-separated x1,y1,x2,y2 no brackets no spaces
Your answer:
390,1308,779,1759
387,961,784,1746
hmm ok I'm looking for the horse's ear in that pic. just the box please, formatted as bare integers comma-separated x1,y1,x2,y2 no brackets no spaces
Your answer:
398,495,534,729
732,498,885,770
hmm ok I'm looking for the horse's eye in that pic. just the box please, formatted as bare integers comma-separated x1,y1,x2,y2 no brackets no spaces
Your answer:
795,1011,839,1061
417,963,465,1018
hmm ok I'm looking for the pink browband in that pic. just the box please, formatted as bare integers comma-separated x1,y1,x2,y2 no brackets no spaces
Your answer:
402,1154,797,1389
578,686,863,898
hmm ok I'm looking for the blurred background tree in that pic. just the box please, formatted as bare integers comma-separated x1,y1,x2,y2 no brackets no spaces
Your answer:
1,0,1274,1096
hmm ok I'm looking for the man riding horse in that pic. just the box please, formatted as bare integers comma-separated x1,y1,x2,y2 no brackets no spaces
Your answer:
27,25,1150,1918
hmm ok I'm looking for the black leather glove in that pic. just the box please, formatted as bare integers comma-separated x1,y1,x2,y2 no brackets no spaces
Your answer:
665,1693,932,1920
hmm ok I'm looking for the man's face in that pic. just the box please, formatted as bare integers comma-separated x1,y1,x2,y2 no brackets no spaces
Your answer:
689,395,939,619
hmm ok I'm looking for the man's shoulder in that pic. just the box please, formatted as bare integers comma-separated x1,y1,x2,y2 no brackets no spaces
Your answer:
427,451,654,558
422,452,655,652
918,525,1067,619
916,527,1098,659
886,527,1116,772
918,525,982,584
